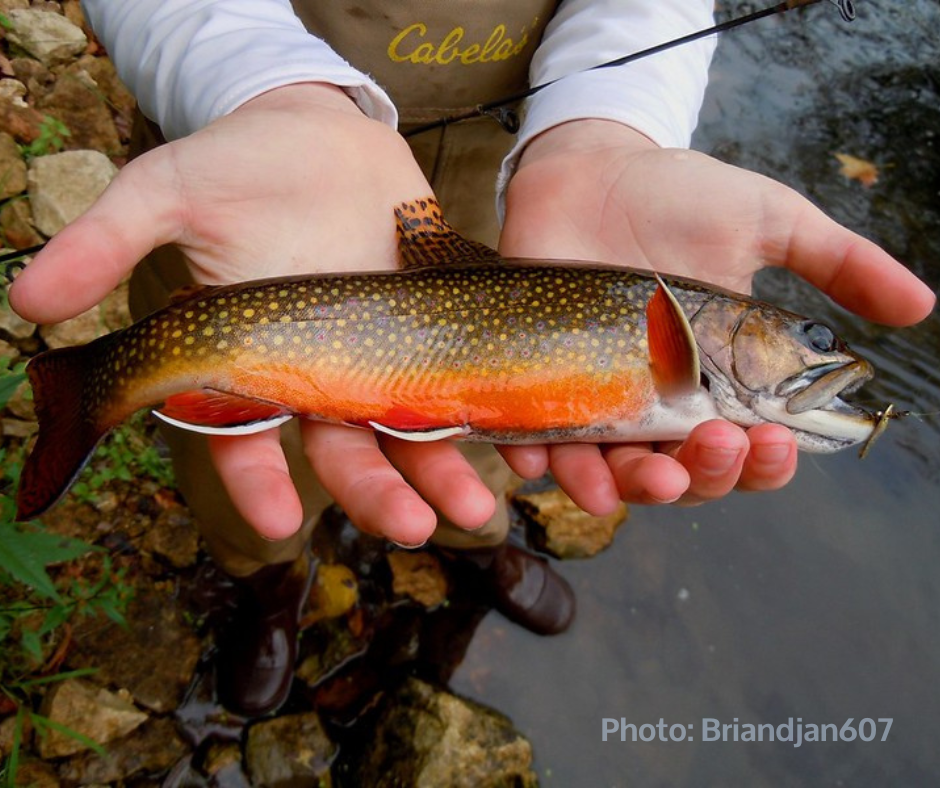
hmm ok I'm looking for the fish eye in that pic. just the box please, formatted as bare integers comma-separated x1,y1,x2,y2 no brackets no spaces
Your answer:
802,321,837,353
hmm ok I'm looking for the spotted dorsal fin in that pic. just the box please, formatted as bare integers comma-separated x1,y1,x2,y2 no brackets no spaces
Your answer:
394,197,502,269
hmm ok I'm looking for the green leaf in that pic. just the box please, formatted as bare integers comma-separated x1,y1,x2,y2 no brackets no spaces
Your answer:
31,713,108,757
0,524,95,602
0,371,25,410
16,667,98,688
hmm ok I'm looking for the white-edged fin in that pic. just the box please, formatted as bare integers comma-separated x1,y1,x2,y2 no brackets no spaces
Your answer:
153,409,293,435
368,421,468,442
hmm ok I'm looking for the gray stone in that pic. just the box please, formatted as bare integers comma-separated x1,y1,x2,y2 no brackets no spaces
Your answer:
37,679,148,759
27,149,117,236
245,712,336,787
0,79,29,107
5,8,87,68
0,297,36,340
0,131,27,199
349,678,538,788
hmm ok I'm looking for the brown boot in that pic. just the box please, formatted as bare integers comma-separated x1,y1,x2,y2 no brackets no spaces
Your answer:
460,543,575,636
216,553,314,716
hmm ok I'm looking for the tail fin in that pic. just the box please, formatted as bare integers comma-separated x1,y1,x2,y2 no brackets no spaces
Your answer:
16,344,111,521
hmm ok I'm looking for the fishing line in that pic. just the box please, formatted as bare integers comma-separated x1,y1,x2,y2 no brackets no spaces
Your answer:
0,0,857,269
403,0,857,138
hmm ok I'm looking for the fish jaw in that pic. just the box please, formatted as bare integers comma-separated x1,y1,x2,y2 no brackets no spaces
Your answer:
690,297,882,453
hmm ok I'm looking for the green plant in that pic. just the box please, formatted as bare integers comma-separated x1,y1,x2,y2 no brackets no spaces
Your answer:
70,412,176,503
0,358,27,411
0,443,133,783
18,116,71,160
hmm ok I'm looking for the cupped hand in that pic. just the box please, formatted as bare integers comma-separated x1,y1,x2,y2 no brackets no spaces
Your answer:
498,119,936,511
10,83,497,546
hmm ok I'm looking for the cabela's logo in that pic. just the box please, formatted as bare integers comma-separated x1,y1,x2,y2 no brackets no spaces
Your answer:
388,22,533,65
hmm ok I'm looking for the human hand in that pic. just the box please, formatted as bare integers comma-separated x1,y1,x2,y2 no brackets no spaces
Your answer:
498,120,935,511
10,83,498,546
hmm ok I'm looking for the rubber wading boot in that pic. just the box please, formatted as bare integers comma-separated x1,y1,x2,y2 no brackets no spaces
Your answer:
460,542,575,635
216,552,314,716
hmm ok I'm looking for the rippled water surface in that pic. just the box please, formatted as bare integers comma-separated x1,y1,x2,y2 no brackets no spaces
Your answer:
449,3,940,784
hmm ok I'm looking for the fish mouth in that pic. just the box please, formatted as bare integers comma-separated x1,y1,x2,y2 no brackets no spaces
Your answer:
778,360,874,416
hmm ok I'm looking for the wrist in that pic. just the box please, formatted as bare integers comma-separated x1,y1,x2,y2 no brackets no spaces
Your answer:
237,82,362,118
516,119,659,171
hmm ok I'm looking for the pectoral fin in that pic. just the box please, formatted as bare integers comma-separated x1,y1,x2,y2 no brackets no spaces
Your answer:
646,274,701,397
154,389,293,435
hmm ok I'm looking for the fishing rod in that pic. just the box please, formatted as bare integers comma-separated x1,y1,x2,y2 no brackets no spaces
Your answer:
0,0,857,276
403,0,857,138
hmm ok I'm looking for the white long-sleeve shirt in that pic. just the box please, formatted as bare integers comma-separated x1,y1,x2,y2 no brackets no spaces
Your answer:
81,0,715,186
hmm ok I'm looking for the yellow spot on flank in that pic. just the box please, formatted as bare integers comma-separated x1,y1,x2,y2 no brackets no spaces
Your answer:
268,302,280,311
243,308,256,318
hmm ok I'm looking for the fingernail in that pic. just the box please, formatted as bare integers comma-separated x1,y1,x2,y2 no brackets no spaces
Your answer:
391,539,428,550
751,442,791,466
698,446,742,475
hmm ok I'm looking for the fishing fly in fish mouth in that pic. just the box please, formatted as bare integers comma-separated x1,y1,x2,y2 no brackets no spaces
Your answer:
14,198,892,522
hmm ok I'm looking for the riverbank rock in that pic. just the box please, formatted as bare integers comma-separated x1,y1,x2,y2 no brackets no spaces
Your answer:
37,60,121,154
67,586,201,713
0,297,35,340
4,8,87,68
27,148,117,236
37,679,148,758
388,549,448,607
0,131,27,199
516,487,628,559
0,195,44,247
57,716,188,784
345,678,538,788
245,712,336,787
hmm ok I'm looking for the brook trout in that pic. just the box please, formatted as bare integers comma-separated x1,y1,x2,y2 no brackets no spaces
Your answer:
16,198,884,520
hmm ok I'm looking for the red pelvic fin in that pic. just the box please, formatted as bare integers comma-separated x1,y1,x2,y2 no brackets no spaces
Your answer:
394,197,502,269
17,344,112,521
646,274,701,398
157,389,291,430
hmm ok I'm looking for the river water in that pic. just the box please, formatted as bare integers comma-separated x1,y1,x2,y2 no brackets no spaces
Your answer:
447,2,940,784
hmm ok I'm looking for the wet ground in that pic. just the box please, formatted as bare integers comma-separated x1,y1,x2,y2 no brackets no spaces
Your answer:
446,2,940,785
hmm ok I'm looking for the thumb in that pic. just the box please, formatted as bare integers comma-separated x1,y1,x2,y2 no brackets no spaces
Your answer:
9,152,183,324
777,199,935,327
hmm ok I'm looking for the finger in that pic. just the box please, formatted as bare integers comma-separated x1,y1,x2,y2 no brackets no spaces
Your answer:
546,444,621,516
300,421,438,546
9,152,183,324
379,437,497,530
668,420,749,505
602,443,691,505
208,428,305,541
735,423,798,492
777,199,935,326
497,444,550,479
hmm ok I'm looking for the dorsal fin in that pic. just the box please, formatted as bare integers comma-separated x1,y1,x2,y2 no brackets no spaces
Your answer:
168,283,221,305
394,197,502,269
646,273,701,398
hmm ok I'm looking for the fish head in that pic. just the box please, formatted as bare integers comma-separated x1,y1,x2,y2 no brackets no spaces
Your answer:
691,297,879,452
